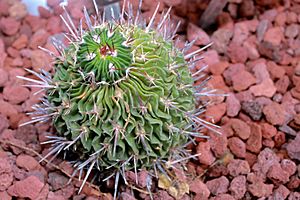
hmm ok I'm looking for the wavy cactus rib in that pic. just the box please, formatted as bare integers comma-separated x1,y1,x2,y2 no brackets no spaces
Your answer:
17,0,219,198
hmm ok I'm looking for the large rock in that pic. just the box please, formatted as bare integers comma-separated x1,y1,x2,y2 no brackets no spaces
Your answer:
8,176,44,199
0,17,20,35
0,157,13,191
206,176,229,195
286,134,300,161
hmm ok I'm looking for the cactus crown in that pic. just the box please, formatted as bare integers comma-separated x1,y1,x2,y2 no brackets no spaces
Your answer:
18,0,216,198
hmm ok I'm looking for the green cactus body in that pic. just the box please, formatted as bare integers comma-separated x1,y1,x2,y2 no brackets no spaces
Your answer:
17,1,216,198
50,24,194,169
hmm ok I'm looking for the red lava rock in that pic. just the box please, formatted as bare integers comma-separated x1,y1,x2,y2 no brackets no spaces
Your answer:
120,192,136,200
272,93,283,103
12,34,28,50
0,17,20,35
248,181,274,198
0,191,11,200
153,190,173,200
231,70,256,91
209,61,229,75
11,57,23,67
211,194,235,200
229,175,246,199
205,103,226,123
228,118,251,139
252,148,280,176
262,139,275,148
47,0,62,8
263,102,287,125
255,96,272,106
16,154,39,171
275,12,286,26
8,1,27,20
47,172,68,190
291,88,300,100
15,125,37,144
187,23,210,46
258,41,281,61
267,164,290,184
287,176,300,190
274,131,286,147
207,75,229,95
252,61,270,84
286,11,298,23
249,78,276,97
232,22,249,45
0,156,14,191
275,75,290,94
69,6,84,20
0,68,8,87
29,29,49,49
19,23,32,39
35,184,49,199
0,1,10,16
7,47,20,58
47,191,65,200
227,42,248,63
0,114,9,133
24,15,45,32
197,142,216,166
293,76,300,93
31,50,51,71
189,179,210,198
207,163,229,178
163,0,182,6
226,93,241,117
239,0,255,17
0,129,26,155
246,123,262,153
241,100,263,120
85,196,100,200
244,37,260,60
247,172,264,184
288,192,300,200
228,137,246,158
12,164,27,180
137,170,149,188
52,184,74,200
264,26,284,46
286,134,300,161
281,159,296,176
227,159,250,177
260,122,277,139
208,131,228,158
256,19,269,42
8,175,44,199
3,85,30,104
206,176,229,195
211,28,233,54
46,16,62,34
266,61,285,80
245,152,257,167
223,63,245,85
38,6,52,19
285,24,299,38
260,8,278,21
269,185,290,200
73,194,85,200
200,50,220,67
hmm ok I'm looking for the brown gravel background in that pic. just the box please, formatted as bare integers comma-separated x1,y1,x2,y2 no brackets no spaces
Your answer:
0,0,300,199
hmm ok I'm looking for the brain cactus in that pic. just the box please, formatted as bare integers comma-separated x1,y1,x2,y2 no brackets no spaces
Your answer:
18,0,217,198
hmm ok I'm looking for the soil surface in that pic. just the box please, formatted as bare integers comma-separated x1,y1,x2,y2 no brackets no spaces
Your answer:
0,0,300,199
